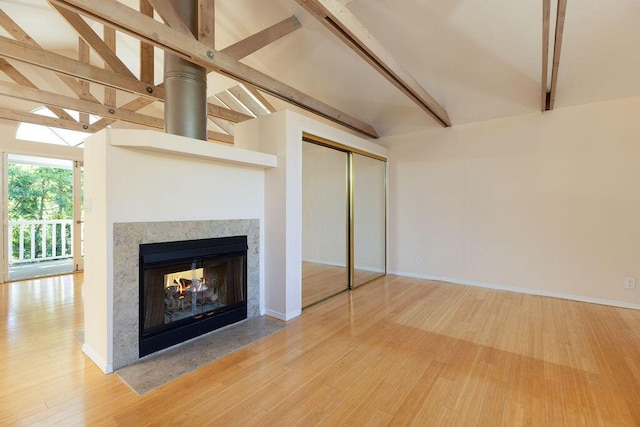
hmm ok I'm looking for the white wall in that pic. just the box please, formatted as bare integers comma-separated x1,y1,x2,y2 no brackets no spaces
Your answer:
83,129,266,372
382,96,640,308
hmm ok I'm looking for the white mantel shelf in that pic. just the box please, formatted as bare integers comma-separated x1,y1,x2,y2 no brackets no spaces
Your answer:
105,129,277,169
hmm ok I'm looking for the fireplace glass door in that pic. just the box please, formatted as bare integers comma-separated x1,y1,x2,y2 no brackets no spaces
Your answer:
142,255,245,334
139,236,247,357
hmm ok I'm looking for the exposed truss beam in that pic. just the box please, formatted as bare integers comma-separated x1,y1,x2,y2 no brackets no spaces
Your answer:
0,79,233,143
72,5,287,134
147,0,194,36
245,85,277,113
295,0,450,127
103,26,118,108
139,0,155,83
220,15,301,60
229,85,270,116
0,36,163,100
541,0,550,111
91,93,155,131
0,58,76,122
198,0,215,47
49,0,379,138
547,0,567,110
207,103,253,122
207,130,233,144
0,81,164,129
0,8,100,104
94,0,157,132
0,106,100,133
78,38,91,124
215,91,254,117
53,4,136,79
208,116,235,135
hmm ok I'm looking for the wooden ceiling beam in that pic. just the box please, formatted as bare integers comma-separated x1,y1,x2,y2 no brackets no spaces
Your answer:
78,38,91,124
207,103,253,122
229,85,270,116
91,95,156,131
295,0,450,127
0,58,76,122
147,0,194,36
52,4,136,79
85,6,288,132
0,87,231,146
541,0,550,111
49,0,379,138
0,8,100,104
547,0,567,111
245,85,277,113
198,0,215,47
0,81,164,129
0,106,100,133
103,27,118,108
139,0,155,84
0,82,233,144
215,91,254,117
91,88,251,133
208,117,235,136
207,130,233,145
220,15,301,60
0,36,163,100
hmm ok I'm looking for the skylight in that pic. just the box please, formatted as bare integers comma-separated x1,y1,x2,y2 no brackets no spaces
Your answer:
16,107,99,148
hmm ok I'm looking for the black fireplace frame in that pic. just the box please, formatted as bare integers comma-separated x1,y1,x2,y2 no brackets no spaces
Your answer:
138,235,248,357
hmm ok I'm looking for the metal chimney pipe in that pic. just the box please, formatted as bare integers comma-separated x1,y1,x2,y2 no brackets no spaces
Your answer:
164,0,207,140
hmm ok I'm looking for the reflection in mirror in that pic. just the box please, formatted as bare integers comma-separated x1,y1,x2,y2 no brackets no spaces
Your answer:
301,142,349,307
353,153,386,287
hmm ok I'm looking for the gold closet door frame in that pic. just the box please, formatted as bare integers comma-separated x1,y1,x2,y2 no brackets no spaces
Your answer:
302,132,387,290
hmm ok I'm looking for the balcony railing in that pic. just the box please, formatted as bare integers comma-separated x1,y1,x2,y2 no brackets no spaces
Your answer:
8,220,73,265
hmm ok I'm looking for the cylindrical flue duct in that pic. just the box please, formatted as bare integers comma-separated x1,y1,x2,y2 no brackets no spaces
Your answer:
164,0,207,140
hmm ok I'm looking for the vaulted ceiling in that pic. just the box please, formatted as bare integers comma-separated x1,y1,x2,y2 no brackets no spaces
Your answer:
0,0,639,144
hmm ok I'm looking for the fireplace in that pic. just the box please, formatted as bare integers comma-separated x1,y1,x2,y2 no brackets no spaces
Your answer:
139,235,248,357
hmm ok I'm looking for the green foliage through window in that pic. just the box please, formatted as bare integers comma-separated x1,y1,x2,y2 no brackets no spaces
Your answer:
8,163,73,221
8,163,73,261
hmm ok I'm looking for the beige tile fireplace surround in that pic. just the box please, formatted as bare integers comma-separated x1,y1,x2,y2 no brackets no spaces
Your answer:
112,219,260,369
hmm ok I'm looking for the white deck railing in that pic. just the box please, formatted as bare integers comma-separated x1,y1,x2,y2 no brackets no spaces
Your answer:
8,220,73,265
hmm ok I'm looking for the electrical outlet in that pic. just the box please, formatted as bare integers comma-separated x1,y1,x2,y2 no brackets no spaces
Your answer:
415,256,423,265
624,277,636,289
360,250,367,259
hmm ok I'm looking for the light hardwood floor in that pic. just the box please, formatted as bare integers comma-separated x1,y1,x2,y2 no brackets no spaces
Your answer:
2,273,640,425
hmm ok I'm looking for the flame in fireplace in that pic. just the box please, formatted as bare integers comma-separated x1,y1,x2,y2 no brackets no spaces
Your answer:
172,277,209,293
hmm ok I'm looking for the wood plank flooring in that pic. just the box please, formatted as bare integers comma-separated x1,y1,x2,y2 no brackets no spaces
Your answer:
2,273,640,425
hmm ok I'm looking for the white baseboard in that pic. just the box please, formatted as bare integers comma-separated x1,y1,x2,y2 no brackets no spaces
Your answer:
389,270,640,311
265,309,301,321
82,343,113,374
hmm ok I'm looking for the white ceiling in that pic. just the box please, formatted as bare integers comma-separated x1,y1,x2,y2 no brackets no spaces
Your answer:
1,0,640,139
